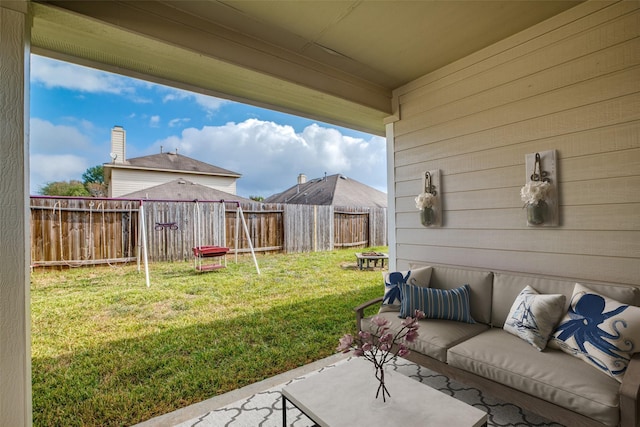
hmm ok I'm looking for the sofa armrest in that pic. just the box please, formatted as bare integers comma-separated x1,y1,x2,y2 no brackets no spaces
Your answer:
620,354,640,427
354,297,383,332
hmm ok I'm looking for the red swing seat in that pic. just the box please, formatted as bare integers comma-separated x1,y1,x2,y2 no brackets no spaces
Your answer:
192,246,229,271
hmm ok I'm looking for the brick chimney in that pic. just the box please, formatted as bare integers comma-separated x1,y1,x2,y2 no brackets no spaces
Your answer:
110,126,126,164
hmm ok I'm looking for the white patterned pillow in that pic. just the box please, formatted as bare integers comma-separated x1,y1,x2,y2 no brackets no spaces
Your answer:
504,286,565,351
379,266,432,313
549,283,640,382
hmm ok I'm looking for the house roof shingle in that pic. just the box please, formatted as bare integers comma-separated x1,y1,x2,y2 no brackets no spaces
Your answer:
108,152,241,177
119,178,254,203
265,174,386,208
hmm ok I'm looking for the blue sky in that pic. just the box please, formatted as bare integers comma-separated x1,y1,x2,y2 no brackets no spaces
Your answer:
29,54,387,198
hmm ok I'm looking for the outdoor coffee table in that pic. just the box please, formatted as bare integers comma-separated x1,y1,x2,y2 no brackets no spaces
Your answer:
281,358,487,426
355,252,388,270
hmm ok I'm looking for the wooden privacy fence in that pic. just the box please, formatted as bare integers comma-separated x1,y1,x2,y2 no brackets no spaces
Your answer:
30,197,387,266
30,197,139,267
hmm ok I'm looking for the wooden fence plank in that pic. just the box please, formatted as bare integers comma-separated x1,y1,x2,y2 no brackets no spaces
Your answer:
30,197,388,265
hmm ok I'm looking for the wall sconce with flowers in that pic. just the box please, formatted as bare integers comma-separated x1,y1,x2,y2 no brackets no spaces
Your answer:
521,150,559,227
415,169,441,227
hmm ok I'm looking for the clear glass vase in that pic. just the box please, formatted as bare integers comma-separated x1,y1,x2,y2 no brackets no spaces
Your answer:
527,200,547,225
420,207,435,226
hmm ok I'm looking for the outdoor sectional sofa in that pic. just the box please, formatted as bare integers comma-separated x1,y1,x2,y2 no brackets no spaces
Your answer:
355,265,640,427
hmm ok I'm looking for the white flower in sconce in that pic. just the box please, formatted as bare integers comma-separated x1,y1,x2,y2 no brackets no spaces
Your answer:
520,180,551,207
415,192,436,210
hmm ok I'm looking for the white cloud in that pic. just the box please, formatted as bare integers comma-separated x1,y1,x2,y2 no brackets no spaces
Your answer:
31,56,135,96
162,88,227,115
30,154,89,193
169,118,191,128
151,119,386,197
29,119,106,193
193,93,227,112
149,116,161,127
30,118,93,154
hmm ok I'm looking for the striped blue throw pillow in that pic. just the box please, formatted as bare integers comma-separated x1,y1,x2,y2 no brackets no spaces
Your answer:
399,283,475,323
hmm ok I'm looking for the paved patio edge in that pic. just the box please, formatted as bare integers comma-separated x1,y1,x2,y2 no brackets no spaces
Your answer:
133,352,350,427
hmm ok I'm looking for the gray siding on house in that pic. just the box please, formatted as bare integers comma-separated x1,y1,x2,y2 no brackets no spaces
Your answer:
109,168,238,198
391,1,640,285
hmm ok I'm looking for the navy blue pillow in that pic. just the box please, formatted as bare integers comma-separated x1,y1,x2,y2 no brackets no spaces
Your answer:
399,283,475,323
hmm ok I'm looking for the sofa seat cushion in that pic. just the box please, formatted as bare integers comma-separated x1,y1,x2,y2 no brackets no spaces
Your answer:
447,328,620,427
362,312,489,362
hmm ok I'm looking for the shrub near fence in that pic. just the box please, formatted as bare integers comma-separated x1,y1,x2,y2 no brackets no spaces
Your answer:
30,197,387,266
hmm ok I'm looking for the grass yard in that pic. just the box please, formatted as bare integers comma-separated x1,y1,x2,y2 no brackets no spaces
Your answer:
31,248,385,426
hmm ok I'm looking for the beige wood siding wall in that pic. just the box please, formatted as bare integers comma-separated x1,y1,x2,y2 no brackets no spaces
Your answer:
110,168,238,197
391,0,639,286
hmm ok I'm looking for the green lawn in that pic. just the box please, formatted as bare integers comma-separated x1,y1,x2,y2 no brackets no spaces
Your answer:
31,248,385,426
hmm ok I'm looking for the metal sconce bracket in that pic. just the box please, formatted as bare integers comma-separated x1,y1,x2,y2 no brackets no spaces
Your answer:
524,150,559,227
421,169,442,227
424,171,437,196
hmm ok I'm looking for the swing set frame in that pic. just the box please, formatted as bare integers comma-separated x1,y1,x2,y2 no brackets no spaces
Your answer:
31,196,260,287
137,198,260,286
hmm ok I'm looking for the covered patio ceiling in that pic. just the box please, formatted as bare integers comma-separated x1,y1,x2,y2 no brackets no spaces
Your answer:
30,0,583,135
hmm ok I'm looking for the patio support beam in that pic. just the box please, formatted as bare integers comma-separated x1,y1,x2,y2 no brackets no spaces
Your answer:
30,1,390,136
385,119,397,272
0,2,32,426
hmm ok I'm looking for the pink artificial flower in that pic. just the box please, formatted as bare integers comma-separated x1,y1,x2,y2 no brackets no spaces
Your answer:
397,344,410,357
405,328,419,343
354,348,365,357
379,343,391,352
379,332,394,344
358,331,371,340
415,310,426,320
402,317,417,328
371,316,389,328
362,342,373,352
337,334,353,352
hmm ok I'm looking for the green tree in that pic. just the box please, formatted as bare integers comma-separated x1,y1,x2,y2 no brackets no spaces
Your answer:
82,165,104,185
38,165,108,197
82,165,108,197
39,180,90,197
249,195,264,202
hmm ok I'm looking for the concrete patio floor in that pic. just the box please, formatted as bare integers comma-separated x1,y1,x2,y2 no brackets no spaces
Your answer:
133,352,349,427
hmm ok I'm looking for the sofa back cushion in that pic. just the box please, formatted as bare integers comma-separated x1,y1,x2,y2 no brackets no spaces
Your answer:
492,272,640,327
412,265,493,324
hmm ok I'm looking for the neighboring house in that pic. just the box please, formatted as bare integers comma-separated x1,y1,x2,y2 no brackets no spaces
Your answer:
265,173,387,208
120,178,254,203
103,126,241,198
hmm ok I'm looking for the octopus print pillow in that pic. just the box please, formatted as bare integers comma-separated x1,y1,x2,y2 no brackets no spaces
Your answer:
549,283,640,382
379,266,432,313
504,286,566,351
